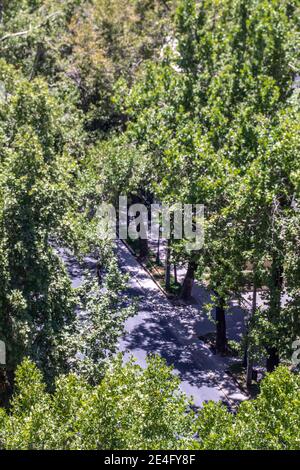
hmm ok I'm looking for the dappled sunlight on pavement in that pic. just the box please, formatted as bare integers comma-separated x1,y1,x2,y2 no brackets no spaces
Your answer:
116,241,248,409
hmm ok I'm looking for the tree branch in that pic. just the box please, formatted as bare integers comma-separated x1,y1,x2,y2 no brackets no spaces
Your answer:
0,11,61,42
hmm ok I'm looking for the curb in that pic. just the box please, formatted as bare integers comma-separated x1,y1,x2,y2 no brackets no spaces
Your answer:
120,239,173,301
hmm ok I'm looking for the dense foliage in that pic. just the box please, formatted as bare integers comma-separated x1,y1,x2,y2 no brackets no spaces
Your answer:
0,359,299,450
112,0,300,365
0,0,299,451
0,0,141,394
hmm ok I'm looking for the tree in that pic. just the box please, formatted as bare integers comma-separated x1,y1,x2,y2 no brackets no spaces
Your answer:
74,257,136,385
115,0,299,358
232,105,300,371
0,356,195,450
0,0,176,135
1,360,299,450
192,366,300,450
0,63,82,387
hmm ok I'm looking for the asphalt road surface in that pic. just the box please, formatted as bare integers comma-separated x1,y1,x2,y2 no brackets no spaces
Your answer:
116,241,247,409
60,242,248,409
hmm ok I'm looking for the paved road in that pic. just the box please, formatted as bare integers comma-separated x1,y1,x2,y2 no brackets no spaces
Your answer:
116,241,247,408
60,242,248,408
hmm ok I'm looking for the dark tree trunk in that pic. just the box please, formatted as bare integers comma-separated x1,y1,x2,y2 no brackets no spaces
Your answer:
174,264,177,285
242,348,247,368
130,193,149,259
165,240,171,291
156,237,160,265
139,238,149,259
215,298,227,354
246,284,257,386
96,262,102,285
246,358,254,386
266,347,280,372
0,369,14,409
30,42,45,81
180,260,197,301
266,260,283,372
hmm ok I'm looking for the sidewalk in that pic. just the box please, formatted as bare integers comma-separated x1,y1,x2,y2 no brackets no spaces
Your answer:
145,237,248,342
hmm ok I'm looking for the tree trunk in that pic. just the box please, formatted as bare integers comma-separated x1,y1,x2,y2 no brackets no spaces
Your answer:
30,42,45,81
180,260,197,300
266,347,280,372
246,358,254,386
246,284,257,386
0,369,13,409
156,237,160,265
174,263,177,285
242,348,247,368
266,260,283,372
165,240,171,291
139,238,149,259
96,262,102,286
216,297,227,354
